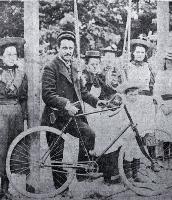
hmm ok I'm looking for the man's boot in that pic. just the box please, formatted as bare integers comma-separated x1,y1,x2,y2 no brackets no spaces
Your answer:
164,142,170,159
123,160,132,179
132,158,142,182
148,146,156,159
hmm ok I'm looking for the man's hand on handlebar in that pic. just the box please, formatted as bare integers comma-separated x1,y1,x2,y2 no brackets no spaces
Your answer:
97,94,123,110
65,101,79,116
109,94,123,106
97,100,108,108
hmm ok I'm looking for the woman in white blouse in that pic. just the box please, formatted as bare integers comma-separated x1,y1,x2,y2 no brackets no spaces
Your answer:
126,39,154,96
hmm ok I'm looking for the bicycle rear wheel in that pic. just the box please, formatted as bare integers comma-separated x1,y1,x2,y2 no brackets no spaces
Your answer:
6,126,75,199
118,129,172,196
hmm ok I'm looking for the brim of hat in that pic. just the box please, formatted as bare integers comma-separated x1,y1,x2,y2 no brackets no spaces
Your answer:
83,51,101,58
101,49,116,53
165,49,172,59
130,39,153,49
101,48,116,52
84,55,101,58
165,55,172,60
116,82,143,93
57,31,75,42
81,55,101,59
0,37,25,47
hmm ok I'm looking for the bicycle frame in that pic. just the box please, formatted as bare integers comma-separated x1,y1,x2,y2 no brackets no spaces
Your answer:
93,104,153,164
41,103,153,170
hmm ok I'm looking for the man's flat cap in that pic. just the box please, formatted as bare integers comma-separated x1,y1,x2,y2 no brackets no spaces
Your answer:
0,37,25,47
57,31,75,42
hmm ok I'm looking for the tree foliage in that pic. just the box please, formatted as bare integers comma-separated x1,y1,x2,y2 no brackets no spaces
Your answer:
0,0,158,56
0,1,24,37
39,0,157,56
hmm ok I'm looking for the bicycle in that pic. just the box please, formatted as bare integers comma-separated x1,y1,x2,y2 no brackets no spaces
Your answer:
6,96,172,199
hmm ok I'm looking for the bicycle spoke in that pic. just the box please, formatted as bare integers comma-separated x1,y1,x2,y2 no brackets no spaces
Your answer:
53,171,68,182
21,141,30,151
13,148,29,159
11,152,29,160
26,171,31,179
10,158,30,164
15,143,29,154
41,135,63,162
50,147,64,160
11,166,30,174
10,162,29,167
50,142,64,155
53,177,63,188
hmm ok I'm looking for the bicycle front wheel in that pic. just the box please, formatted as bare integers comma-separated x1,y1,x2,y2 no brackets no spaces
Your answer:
6,126,76,199
118,129,172,196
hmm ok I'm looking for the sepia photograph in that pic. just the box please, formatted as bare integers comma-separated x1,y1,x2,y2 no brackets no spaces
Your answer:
0,0,172,199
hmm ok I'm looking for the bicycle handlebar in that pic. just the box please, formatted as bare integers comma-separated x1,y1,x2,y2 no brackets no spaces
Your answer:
75,105,122,118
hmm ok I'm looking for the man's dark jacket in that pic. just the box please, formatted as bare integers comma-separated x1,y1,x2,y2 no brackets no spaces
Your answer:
41,57,99,127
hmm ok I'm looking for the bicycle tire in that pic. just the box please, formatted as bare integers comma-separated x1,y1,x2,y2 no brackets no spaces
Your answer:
118,129,172,196
6,126,75,199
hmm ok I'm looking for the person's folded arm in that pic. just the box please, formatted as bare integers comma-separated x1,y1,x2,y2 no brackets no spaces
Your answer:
80,84,99,108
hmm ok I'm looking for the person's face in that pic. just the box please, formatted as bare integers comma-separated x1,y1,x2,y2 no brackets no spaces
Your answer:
58,39,75,62
104,52,116,61
101,52,116,71
87,57,101,74
133,46,146,62
3,46,18,67
126,89,138,103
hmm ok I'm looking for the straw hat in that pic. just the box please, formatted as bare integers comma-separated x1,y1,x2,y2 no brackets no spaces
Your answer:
0,37,25,47
116,81,144,94
0,37,25,57
130,39,153,51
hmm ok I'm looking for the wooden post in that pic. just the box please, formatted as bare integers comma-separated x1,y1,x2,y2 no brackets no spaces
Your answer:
157,1,169,67
24,0,40,191
24,0,40,127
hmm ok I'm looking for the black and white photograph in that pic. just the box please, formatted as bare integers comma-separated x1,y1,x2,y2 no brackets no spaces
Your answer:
0,0,172,199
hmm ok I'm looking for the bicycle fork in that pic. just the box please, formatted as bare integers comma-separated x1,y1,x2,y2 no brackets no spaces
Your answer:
123,105,154,166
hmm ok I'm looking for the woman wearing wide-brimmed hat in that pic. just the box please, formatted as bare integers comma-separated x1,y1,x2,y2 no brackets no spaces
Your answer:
0,37,28,198
154,47,172,155
125,38,155,96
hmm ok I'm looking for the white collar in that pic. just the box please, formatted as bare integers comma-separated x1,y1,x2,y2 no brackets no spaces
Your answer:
59,56,72,69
